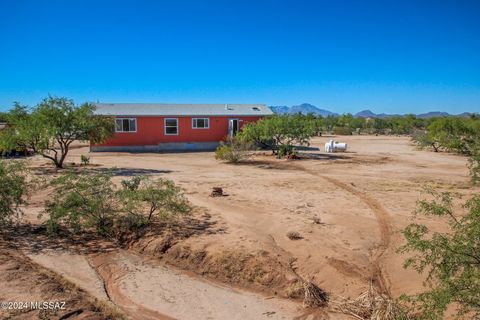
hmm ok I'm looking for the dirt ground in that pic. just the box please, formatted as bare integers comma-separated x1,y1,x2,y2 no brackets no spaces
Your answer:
0,239,124,320
4,135,478,319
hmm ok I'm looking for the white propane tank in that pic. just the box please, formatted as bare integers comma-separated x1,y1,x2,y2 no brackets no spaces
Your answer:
325,140,347,152
333,141,347,152
325,140,334,153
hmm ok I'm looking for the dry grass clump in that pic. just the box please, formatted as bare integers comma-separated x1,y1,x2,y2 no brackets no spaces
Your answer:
89,298,126,320
303,280,328,307
285,280,304,298
331,283,410,320
286,231,302,240
312,216,322,224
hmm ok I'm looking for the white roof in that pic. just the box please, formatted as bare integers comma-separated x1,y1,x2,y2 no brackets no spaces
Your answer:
93,103,273,116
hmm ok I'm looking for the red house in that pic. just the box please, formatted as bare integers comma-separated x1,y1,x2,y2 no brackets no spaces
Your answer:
91,103,273,152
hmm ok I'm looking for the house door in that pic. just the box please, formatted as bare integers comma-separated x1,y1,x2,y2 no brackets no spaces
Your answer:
228,119,239,137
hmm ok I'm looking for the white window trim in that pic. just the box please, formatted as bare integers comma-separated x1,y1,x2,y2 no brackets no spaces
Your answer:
192,117,210,129
115,118,137,133
164,118,179,135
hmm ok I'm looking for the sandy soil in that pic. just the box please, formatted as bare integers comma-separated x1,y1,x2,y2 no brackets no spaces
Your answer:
28,250,302,320
7,135,478,319
0,240,122,319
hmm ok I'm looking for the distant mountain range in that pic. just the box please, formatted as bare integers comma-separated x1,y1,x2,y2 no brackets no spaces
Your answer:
270,103,338,117
269,103,474,118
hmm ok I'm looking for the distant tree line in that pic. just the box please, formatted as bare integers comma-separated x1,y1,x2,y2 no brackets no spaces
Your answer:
214,112,479,162
411,116,480,183
290,112,479,136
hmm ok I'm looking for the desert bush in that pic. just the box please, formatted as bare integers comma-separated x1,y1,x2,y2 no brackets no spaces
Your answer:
121,176,143,191
398,189,480,319
80,155,90,165
277,144,296,158
468,150,480,184
118,177,190,222
44,171,118,236
215,145,236,162
286,231,302,240
412,131,438,152
333,126,352,135
413,117,468,154
0,161,29,225
413,116,480,183
43,171,190,237
215,136,253,163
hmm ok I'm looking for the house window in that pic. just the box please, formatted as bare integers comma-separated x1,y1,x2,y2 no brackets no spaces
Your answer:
192,118,210,129
164,118,178,135
115,118,136,132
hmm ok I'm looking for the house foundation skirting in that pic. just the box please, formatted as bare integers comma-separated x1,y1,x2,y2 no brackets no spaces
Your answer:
90,142,220,152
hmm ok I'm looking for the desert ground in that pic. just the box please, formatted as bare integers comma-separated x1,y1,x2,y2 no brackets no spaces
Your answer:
1,135,477,319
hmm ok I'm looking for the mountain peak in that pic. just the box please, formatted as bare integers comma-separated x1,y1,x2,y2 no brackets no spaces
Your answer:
269,103,338,117
355,109,377,118
268,104,472,118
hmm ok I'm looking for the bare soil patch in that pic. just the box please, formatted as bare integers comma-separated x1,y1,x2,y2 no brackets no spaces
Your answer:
0,239,124,320
4,135,478,319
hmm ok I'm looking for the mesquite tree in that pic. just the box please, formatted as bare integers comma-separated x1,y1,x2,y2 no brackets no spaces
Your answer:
44,171,190,237
399,189,480,319
0,161,29,225
239,114,315,156
0,97,114,168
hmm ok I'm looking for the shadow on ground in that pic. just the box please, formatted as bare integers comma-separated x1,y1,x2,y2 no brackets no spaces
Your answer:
85,167,173,176
30,165,173,177
0,224,117,255
1,210,224,256
300,152,353,160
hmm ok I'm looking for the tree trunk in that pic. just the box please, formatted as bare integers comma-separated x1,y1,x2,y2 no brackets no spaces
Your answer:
55,159,64,168
56,141,70,168
57,151,68,168
41,152,63,168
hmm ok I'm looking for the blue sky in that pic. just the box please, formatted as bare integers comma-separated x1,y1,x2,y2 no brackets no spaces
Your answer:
1,0,479,114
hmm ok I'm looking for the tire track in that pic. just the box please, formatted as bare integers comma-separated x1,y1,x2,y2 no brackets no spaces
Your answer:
296,164,393,295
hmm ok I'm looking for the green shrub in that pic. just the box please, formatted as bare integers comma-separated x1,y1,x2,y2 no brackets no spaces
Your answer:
44,171,117,235
277,144,296,158
412,131,439,152
80,155,90,165
399,189,480,319
215,136,253,163
0,161,29,225
413,116,480,183
121,176,143,191
118,177,190,222
215,145,238,162
43,171,190,237
469,150,480,184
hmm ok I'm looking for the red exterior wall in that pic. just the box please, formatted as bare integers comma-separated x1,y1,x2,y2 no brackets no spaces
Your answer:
96,116,262,147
